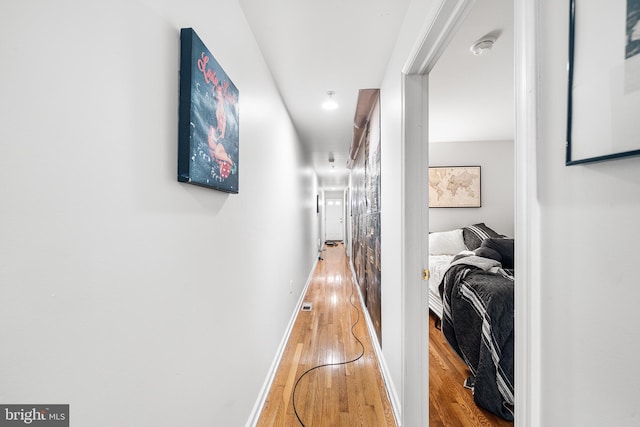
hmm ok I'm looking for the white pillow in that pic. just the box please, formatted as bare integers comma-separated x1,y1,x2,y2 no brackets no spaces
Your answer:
429,229,467,255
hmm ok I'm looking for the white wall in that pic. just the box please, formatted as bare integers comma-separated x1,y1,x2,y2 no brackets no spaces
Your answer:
0,1,317,426
378,0,443,413
383,1,640,425
318,189,326,251
429,140,514,236
536,1,640,425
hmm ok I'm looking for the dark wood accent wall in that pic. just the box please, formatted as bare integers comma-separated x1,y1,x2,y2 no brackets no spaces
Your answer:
350,102,381,345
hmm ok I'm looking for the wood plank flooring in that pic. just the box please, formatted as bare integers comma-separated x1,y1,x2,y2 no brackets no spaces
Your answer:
429,312,514,427
257,243,396,426
257,242,514,426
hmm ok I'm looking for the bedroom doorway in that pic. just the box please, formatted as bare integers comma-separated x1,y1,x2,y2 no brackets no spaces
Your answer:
427,2,516,423
400,0,537,426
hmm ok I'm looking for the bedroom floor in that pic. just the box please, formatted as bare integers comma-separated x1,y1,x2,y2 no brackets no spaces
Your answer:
429,312,514,426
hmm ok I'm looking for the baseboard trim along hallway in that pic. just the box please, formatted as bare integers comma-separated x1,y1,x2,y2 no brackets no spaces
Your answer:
252,243,397,426
348,262,401,423
246,253,320,427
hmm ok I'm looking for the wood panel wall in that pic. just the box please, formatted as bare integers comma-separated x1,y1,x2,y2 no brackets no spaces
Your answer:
350,98,381,345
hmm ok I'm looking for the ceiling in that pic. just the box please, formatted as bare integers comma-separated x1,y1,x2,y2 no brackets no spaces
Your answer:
429,0,514,143
237,0,513,191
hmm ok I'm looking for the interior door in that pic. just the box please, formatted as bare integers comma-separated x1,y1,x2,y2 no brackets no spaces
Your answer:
325,198,343,242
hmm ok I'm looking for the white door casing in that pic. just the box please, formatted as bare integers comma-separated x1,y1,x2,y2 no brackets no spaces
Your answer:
399,0,540,426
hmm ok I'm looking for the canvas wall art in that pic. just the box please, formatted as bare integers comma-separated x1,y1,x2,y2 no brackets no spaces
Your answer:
178,28,239,193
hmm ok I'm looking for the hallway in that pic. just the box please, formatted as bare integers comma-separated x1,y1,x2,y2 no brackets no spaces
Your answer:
257,243,396,426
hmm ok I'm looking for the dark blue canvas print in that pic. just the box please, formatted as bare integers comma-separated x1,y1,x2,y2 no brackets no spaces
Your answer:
628,0,640,59
178,28,239,193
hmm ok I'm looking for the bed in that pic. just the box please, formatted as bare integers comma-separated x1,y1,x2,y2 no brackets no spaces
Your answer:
428,223,503,318
429,224,515,421
428,253,457,318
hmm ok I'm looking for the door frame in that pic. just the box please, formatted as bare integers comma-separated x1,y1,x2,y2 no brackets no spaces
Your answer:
400,0,541,426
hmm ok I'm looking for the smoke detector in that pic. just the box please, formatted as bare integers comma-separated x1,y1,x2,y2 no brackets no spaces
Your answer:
470,36,496,56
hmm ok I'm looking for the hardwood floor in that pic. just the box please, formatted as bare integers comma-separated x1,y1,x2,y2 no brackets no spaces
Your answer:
257,242,513,426
257,243,396,426
429,312,514,427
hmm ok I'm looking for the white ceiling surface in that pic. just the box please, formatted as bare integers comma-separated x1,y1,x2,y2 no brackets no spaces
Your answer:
238,0,411,190
238,0,513,190
429,0,514,143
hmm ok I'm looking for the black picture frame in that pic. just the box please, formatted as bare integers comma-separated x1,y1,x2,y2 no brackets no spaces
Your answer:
566,0,640,165
178,28,240,192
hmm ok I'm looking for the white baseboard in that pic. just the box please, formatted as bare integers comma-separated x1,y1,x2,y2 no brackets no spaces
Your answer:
245,251,401,426
348,262,402,425
245,254,320,427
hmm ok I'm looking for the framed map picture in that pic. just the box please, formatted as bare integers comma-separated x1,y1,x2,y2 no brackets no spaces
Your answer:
428,166,481,208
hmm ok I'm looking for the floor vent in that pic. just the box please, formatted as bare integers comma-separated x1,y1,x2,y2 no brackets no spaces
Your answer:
301,302,312,311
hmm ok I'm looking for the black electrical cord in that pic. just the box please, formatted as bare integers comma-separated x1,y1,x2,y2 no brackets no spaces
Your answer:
291,279,365,426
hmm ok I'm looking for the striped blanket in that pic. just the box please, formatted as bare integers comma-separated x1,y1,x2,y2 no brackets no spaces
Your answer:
438,255,515,421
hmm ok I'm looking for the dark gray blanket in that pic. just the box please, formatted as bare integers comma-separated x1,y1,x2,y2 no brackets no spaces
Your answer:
438,255,514,421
